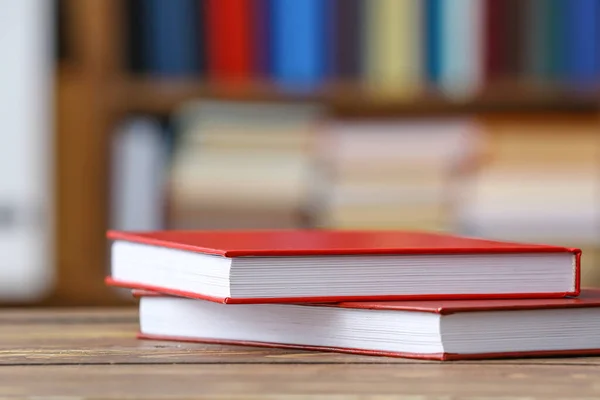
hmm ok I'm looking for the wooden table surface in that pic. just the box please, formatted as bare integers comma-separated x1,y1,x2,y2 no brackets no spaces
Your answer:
2,308,600,398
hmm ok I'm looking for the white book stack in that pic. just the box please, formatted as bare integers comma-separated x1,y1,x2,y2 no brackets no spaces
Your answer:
168,101,326,229
318,118,482,231
455,117,600,286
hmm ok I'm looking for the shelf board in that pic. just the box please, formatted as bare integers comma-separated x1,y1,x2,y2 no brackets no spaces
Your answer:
111,77,600,117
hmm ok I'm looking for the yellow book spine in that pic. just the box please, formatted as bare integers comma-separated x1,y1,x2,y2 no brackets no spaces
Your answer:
365,0,422,98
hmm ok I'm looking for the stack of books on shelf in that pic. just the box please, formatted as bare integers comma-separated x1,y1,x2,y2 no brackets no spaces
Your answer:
166,100,326,230
106,229,600,361
318,118,482,231
455,115,600,287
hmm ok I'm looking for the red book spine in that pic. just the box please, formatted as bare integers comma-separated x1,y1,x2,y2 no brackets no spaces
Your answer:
206,0,253,81
484,0,508,82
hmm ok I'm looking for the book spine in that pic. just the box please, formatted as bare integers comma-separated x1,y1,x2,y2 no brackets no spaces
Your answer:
524,0,551,80
332,0,362,81
197,0,207,76
424,0,442,85
547,0,567,79
206,0,253,81
252,0,272,78
439,0,485,97
144,0,200,76
124,0,146,74
364,0,422,97
271,0,326,90
566,0,599,85
110,118,169,232
506,0,525,79
484,0,509,82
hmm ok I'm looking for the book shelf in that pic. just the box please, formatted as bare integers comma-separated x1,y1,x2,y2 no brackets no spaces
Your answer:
114,78,600,117
45,0,600,306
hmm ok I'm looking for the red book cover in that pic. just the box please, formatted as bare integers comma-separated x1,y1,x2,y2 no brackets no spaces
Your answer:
106,229,581,304
107,229,578,257
135,289,600,361
205,0,253,81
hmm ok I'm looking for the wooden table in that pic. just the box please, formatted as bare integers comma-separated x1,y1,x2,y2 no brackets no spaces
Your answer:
2,308,600,398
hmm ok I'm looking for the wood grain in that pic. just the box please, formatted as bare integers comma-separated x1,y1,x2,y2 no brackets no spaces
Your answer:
4,308,600,398
1,308,600,366
2,364,600,398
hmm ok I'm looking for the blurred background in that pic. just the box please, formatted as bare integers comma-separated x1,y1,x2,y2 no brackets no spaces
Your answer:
1,0,599,306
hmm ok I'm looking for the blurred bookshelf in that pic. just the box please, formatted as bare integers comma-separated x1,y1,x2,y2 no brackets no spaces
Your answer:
44,0,600,306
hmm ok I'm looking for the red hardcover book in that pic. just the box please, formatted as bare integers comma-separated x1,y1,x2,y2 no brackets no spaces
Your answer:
205,0,252,81
135,288,600,361
106,229,581,304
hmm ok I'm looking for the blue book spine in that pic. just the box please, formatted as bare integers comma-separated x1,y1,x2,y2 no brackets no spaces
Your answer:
548,0,567,79
425,0,441,84
254,0,273,77
271,0,326,90
566,0,599,84
144,0,199,77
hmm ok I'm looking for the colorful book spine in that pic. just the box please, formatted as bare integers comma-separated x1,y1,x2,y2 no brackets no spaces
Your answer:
484,0,509,81
331,0,363,81
143,0,200,76
506,0,525,79
364,0,422,97
547,0,568,79
206,0,253,81
271,0,326,90
566,0,599,85
125,0,146,73
252,0,272,78
330,0,365,81
525,0,551,80
120,0,598,95
424,0,442,85
439,0,485,98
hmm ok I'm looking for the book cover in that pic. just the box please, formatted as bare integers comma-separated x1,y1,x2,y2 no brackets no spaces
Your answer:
135,289,600,361
107,229,580,258
107,230,581,304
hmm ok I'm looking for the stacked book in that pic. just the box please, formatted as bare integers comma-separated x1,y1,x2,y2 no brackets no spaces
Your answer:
455,115,600,288
167,100,326,230
105,229,600,361
318,118,482,232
